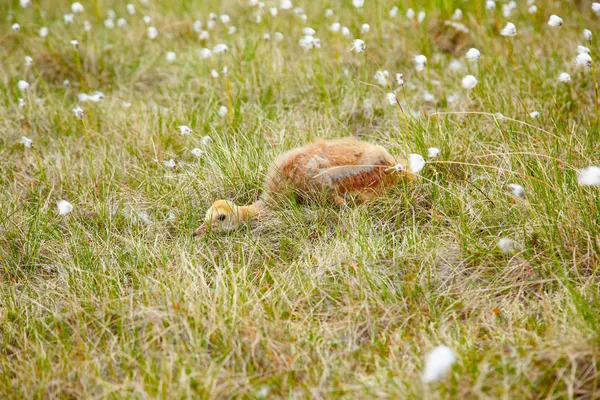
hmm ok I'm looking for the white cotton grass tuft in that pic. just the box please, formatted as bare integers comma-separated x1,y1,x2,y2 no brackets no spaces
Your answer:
12,23,21,32
547,15,563,28
302,27,316,36
498,238,522,254
507,183,526,199
374,70,389,86
577,166,600,186
352,0,364,8
201,136,213,146
351,39,365,53
406,8,415,19
451,8,463,20
147,27,158,39
361,24,370,34
485,0,496,10
414,55,427,72
592,3,600,15
213,43,228,53
385,93,396,105
577,45,590,55
500,22,517,37
57,200,74,215
73,106,84,119
163,159,176,169
558,72,571,83
210,69,219,78
104,19,115,29
25,56,33,67
40,27,49,37
64,14,75,24
143,16,151,24
19,136,33,148
218,105,228,117
127,3,136,15
330,22,340,33
20,0,31,7
528,5,537,14
408,154,426,173
465,48,480,62
77,91,104,102
178,125,192,135
427,147,440,159
422,346,456,383
191,148,203,157
166,51,176,62
529,111,540,119
199,30,209,40
70,39,79,48
18,80,29,91
583,29,592,42
200,48,212,59
396,73,404,87
574,53,593,67
462,75,477,89
71,2,84,13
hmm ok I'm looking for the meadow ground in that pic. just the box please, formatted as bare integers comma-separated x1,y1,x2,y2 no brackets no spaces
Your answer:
1,0,600,398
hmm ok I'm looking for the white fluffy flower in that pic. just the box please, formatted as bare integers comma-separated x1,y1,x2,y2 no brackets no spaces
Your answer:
374,70,389,86
213,43,228,54
414,54,427,71
462,75,477,89
578,45,591,55
574,52,593,67
191,148,203,157
19,136,33,148
500,22,517,37
220,14,230,24
200,48,212,59
302,27,316,35
330,22,340,32
341,26,350,37
12,23,20,32
578,166,600,186
70,39,79,48
507,183,526,199
395,73,404,87
351,39,366,53
39,27,49,37
417,11,426,24
529,111,540,119
352,0,364,8
104,19,115,29
73,106,84,119
423,346,456,383
592,3,600,15
385,93,396,105
210,69,218,79
199,30,209,40
218,105,228,117
408,154,426,173
78,91,104,102
201,136,213,146
126,3,135,15
502,1,516,17
57,200,74,215
64,14,74,25
406,8,415,19
389,6,398,17
147,26,158,39
452,8,463,20
583,29,592,42
547,15,563,28
427,147,440,158
18,80,29,91
361,24,370,34
20,0,31,7
558,72,571,82
465,48,480,62
83,20,92,31
178,125,192,135
71,2,84,13
166,51,176,62
274,32,284,41
269,7,278,16
280,0,293,10
193,20,202,32
18,98,25,108
24,56,33,66
163,159,176,168
228,26,236,35
143,16,151,24
498,238,522,254
528,5,537,14
117,18,127,27
485,0,496,10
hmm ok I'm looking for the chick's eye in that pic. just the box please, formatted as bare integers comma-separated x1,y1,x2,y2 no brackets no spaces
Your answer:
218,214,226,221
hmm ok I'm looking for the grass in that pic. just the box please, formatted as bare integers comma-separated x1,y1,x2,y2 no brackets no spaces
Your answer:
1,0,600,398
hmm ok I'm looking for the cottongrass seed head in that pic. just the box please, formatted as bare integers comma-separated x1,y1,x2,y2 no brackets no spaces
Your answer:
57,200,74,215
547,15,563,28
408,154,426,173
465,48,481,62
558,72,571,82
422,346,456,383
351,39,365,53
500,22,517,37
462,75,478,89
428,147,440,158
507,183,526,199
577,166,600,186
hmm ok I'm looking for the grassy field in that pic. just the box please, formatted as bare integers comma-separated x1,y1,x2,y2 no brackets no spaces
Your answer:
1,0,600,398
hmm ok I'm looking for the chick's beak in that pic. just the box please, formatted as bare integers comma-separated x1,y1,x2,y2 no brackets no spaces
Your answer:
193,223,208,237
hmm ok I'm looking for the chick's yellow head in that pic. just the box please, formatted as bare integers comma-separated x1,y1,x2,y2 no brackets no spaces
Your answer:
194,200,241,236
